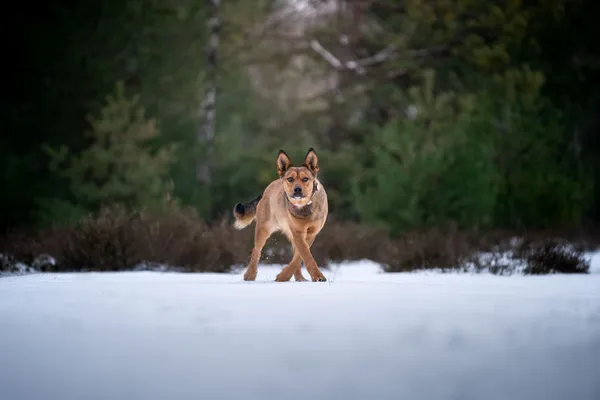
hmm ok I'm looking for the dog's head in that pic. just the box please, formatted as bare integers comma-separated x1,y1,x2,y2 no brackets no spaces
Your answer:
277,148,320,208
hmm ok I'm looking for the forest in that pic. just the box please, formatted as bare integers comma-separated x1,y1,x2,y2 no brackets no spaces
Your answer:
2,0,599,273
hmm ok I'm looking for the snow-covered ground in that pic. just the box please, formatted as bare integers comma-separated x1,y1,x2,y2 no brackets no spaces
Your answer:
1,259,600,400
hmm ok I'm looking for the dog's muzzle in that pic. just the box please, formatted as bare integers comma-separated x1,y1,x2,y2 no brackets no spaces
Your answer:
292,186,304,198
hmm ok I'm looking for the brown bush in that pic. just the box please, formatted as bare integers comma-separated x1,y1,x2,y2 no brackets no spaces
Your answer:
311,218,393,267
0,253,15,271
1,206,597,275
299,219,486,273
3,205,253,273
379,224,477,272
2,211,474,273
514,238,590,275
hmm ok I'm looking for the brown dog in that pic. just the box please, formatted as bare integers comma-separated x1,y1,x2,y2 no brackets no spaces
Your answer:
232,148,328,282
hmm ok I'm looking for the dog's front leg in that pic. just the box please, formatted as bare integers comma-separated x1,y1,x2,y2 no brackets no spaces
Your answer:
276,234,315,282
292,231,326,282
244,227,269,281
291,235,315,281
292,251,309,282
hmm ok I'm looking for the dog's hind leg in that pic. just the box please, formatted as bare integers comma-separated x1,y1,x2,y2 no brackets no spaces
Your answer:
275,250,303,282
243,226,270,281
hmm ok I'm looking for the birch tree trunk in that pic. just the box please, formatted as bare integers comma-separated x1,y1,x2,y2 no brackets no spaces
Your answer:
197,0,220,184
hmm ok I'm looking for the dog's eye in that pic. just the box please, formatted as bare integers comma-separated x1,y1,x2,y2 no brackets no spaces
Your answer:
302,177,309,182
287,177,294,182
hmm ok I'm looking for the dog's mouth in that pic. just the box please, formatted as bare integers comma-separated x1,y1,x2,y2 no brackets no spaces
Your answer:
290,193,305,199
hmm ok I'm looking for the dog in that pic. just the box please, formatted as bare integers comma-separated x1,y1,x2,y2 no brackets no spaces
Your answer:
232,148,328,282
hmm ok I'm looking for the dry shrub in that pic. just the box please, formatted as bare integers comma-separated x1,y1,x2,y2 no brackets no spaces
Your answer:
315,222,594,275
311,218,393,267
1,207,596,275
302,219,478,273
380,224,476,272
514,238,590,275
4,205,252,273
0,253,15,271
519,228,600,253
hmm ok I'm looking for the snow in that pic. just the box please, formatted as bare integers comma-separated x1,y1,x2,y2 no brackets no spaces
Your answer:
589,249,600,274
1,260,600,400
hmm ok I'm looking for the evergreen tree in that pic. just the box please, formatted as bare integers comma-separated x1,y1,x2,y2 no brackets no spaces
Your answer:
40,82,176,224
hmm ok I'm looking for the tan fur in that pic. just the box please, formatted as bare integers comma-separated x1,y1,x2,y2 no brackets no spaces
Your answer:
233,207,256,230
233,217,252,230
232,148,328,282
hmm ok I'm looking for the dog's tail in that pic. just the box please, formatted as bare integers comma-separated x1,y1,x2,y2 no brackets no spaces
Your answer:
232,194,262,230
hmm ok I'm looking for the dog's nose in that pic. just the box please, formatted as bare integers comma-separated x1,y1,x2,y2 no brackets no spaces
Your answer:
294,186,302,194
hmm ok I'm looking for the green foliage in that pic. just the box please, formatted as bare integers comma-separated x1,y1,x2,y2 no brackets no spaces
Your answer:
354,67,592,235
34,199,89,228
314,146,365,221
485,68,592,228
40,82,176,224
354,70,498,235
3,0,600,239
166,64,279,219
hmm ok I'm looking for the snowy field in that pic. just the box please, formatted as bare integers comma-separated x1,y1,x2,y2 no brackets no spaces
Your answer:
1,257,600,400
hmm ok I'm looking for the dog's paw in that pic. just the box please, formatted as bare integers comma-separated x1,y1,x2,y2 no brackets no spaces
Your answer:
243,271,257,281
311,275,327,282
294,275,308,282
275,272,292,282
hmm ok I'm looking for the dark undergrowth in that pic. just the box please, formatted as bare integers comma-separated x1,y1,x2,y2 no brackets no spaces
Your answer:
0,205,595,275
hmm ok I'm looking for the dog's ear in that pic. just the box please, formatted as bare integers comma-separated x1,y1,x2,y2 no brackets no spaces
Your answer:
277,150,292,177
303,147,319,176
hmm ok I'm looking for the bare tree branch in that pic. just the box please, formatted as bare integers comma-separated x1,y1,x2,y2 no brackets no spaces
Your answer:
309,39,448,75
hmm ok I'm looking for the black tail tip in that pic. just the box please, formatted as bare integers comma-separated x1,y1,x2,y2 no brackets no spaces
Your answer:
234,202,245,215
